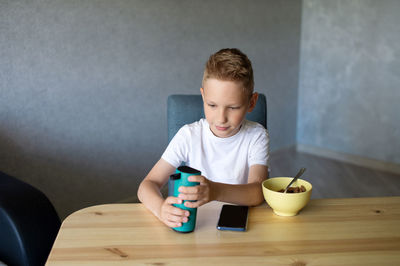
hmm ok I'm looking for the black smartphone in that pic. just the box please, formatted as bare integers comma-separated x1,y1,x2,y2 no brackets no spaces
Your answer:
217,204,249,232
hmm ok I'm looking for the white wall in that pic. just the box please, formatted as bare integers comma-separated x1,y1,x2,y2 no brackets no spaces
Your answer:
0,0,301,219
298,0,400,164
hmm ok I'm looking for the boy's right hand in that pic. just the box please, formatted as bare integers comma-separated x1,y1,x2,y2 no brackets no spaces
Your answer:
159,196,190,228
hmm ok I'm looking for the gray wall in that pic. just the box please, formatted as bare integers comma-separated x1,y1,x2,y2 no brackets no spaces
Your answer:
298,0,400,165
0,0,301,219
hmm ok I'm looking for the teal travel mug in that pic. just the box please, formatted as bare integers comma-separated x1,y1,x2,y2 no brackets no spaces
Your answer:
168,166,201,233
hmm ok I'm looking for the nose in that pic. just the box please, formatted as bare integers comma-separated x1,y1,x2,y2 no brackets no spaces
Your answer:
217,108,228,124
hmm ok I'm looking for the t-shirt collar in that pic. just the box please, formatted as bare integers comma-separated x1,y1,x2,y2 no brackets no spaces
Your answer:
203,119,245,143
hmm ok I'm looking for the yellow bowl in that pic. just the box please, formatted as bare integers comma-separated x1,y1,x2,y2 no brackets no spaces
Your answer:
262,177,312,216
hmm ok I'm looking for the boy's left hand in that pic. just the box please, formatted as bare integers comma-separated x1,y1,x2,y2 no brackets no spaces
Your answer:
178,175,214,208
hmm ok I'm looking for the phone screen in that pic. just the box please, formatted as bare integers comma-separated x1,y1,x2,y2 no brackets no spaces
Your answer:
217,204,249,231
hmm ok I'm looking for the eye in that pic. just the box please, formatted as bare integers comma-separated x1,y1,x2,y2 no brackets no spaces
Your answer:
230,106,240,110
208,103,216,108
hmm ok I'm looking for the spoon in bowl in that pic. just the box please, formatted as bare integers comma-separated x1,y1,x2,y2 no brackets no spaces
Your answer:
284,167,306,193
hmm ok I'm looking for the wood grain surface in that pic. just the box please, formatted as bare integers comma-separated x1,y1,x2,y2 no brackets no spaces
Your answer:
46,197,400,265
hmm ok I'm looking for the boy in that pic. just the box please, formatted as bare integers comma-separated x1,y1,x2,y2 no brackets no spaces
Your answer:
137,48,269,228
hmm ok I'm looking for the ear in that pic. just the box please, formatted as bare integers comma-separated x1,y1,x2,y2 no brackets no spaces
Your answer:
247,92,258,113
200,87,205,100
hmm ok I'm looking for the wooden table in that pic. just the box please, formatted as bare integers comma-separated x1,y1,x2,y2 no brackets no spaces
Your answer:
46,197,400,265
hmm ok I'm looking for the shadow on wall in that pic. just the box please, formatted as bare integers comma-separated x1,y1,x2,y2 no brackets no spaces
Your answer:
0,127,146,220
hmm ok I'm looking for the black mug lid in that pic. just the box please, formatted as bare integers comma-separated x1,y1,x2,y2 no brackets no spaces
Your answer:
177,166,201,175
169,173,181,180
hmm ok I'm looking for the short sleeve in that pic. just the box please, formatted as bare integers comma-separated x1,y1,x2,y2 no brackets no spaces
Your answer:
161,126,190,168
248,128,270,168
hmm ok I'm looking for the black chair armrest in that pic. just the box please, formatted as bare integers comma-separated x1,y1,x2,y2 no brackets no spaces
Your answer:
0,171,61,266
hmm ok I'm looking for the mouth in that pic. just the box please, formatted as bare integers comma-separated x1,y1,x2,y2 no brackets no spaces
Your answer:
215,125,229,131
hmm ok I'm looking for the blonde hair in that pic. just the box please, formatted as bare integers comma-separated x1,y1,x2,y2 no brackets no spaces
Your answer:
202,48,254,98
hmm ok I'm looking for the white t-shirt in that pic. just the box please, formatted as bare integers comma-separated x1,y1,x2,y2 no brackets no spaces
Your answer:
162,119,270,184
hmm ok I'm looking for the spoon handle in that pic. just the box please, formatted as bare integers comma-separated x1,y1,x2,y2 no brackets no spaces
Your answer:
284,167,306,193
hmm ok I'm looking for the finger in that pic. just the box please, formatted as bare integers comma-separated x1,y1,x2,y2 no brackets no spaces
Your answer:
179,185,200,194
164,219,182,228
178,193,199,201
184,200,205,208
165,196,183,205
188,175,204,182
166,213,189,223
169,205,190,217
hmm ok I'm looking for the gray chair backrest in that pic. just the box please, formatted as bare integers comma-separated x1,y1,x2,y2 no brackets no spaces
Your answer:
167,93,267,142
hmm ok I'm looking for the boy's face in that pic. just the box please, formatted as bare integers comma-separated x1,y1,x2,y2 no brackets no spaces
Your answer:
201,78,257,138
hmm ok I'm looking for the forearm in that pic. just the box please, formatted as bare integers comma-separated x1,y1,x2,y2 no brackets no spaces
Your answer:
211,181,264,206
137,179,165,219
